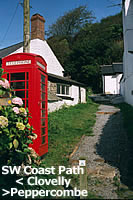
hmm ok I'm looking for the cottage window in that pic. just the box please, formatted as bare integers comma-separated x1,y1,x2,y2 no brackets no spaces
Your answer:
57,84,70,96
66,86,69,95
62,85,65,94
57,84,60,94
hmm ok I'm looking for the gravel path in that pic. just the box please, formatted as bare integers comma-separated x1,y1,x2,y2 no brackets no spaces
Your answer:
70,104,129,199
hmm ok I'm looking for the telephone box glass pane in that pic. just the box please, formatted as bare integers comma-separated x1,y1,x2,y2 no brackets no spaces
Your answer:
41,75,45,83
41,92,45,100
11,82,25,89
41,109,45,118
27,81,29,89
41,118,45,126
11,73,25,81
41,83,45,91
40,72,47,145
26,72,29,80
41,127,45,135
26,91,28,98
42,101,45,109
26,100,28,108
42,136,45,144
15,91,25,98
23,100,26,107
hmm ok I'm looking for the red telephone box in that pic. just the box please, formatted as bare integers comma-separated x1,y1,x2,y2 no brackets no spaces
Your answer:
2,53,48,156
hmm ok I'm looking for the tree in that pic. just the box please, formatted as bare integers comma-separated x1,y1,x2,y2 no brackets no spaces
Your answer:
47,5,95,38
104,40,123,64
47,11,123,93
47,37,71,66
81,65,101,93
64,12,123,89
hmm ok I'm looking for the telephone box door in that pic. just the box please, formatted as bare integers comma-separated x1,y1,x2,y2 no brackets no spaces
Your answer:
38,70,48,155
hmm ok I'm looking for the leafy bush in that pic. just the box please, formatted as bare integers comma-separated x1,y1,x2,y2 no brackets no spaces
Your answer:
0,101,37,165
0,69,38,166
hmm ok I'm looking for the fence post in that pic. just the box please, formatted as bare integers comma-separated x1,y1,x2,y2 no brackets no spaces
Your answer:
79,158,87,199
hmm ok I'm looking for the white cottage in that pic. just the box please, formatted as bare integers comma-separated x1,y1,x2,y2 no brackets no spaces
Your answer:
101,63,123,94
121,0,133,105
0,14,86,112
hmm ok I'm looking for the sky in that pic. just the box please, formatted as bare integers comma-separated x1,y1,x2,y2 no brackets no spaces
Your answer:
0,0,121,49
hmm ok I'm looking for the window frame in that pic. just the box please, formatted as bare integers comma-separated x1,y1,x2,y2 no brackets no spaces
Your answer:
56,83,70,96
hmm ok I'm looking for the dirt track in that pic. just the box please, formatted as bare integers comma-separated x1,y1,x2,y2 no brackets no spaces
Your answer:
70,104,130,199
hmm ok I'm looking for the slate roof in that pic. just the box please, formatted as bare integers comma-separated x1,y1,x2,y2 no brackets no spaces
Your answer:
0,42,23,58
48,73,86,87
101,63,123,75
101,65,113,74
112,63,123,73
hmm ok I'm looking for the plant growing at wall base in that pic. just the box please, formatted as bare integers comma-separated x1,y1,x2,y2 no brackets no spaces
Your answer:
0,73,38,166
0,101,37,165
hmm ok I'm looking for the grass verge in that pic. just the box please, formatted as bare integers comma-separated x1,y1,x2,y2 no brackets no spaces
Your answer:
43,100,98,166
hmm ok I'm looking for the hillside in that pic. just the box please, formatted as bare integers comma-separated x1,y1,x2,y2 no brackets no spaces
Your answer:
47,10,123,92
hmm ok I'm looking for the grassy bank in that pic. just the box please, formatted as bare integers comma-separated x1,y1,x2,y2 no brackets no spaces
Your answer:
43,100,98,167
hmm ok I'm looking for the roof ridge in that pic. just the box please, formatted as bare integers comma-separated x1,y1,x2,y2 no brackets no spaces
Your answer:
0,42,23,51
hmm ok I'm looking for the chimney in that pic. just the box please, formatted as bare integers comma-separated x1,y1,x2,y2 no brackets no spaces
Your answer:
31,13,45,40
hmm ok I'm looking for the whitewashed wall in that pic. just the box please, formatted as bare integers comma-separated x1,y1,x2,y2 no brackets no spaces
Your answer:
120,79,125,96
48,85,86,113
104,74,122,94
81,87,86,103
10,39,64,77
122,0,133,105
124,76,133,105
71,85,79,105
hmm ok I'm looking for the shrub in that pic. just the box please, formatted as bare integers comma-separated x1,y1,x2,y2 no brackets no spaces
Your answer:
0,69,38,166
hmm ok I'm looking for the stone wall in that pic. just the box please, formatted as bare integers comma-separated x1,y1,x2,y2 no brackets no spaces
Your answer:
48,81,57,94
